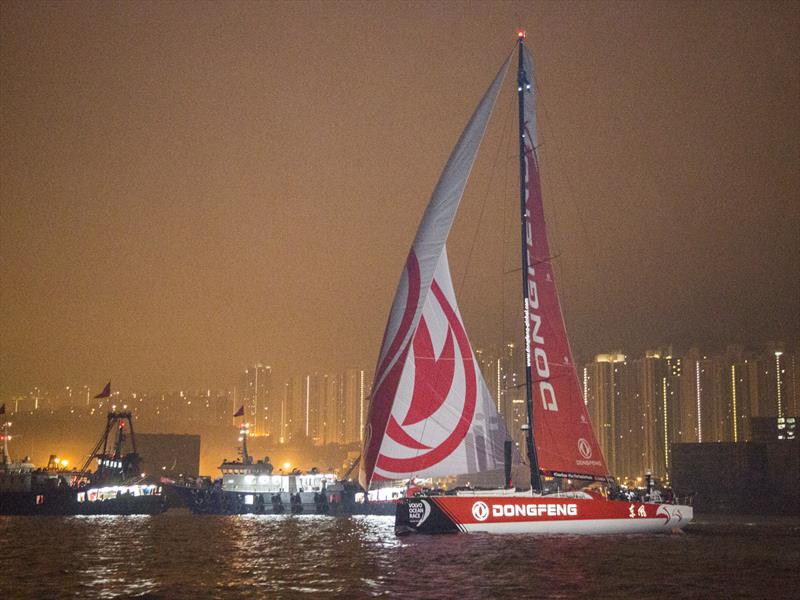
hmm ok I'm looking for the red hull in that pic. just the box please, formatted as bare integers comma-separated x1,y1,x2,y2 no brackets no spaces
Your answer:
396,494,692,535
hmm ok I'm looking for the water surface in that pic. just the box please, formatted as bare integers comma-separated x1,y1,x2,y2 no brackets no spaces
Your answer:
1,511,797,598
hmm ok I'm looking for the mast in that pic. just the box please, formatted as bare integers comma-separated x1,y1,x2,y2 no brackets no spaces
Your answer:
1,420,10,466
113,416,125,460
239,420,251,464
516,31,543,493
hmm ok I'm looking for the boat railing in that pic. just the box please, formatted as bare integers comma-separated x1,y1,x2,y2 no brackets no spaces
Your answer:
454,488,536,498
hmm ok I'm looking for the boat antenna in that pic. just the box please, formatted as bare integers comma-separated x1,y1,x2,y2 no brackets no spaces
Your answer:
239,420,251,465
516,30,543,494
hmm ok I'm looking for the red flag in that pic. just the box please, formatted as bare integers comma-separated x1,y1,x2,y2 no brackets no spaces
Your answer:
94,382,111,399
233,405,244,417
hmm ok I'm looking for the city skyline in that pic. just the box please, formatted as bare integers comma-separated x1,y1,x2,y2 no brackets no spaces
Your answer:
6,340,797,452
4,337,797,397
2,2,798,400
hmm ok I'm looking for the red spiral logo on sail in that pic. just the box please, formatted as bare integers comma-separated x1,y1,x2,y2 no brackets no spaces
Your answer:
376,274,477,474
364,248,478,481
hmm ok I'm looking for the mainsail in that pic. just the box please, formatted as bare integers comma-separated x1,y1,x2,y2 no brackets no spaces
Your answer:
519,45,610,481
359,55,514,490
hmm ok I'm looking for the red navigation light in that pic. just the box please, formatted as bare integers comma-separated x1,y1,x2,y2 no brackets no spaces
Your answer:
517,29,526,39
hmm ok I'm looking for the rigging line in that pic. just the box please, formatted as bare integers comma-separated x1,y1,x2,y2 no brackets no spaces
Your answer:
457,86,514,299
500,105,509,357
503,252,562,275
530,66,596,313
532,253,562,265
506,367,575,388
500,89,516,384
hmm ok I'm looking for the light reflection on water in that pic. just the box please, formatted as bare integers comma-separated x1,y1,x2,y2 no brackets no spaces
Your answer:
0,512,798,599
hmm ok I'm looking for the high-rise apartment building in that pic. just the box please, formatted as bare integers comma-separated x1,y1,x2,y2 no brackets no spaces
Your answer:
585,353,635,480
304,373,324,444
784,350,800,418
282,375,305,443
320,373,344,445
238,364,272,437
475,343,526,454
342,368,368,444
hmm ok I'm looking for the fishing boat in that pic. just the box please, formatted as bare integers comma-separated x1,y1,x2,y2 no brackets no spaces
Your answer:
0,408,165,515
360,32,692,535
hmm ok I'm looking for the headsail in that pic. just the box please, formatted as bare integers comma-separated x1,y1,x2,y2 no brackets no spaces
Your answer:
359,54,514,490
520,44,610,481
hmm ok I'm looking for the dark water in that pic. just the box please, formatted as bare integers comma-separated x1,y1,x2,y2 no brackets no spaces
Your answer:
1,511,798,599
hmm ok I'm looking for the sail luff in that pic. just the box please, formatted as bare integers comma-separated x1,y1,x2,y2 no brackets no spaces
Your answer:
360,54,513,490
371,56,513,395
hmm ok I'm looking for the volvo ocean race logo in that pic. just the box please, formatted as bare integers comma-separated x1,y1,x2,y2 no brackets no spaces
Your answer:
471,501,489,522
578,438,593,459
408,500,431,525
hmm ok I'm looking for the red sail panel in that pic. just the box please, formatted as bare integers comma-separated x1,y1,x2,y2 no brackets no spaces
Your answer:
521,46,610,481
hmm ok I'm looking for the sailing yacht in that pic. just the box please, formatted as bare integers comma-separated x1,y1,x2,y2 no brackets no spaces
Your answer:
359,32,692,534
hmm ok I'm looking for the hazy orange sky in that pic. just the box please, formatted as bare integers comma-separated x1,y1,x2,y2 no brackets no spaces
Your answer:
2,1,798,396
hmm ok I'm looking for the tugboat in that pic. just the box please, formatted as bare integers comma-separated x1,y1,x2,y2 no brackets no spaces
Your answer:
172,417,336,515
0,406,165,515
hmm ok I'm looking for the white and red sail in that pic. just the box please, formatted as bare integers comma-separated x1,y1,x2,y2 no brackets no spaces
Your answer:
359,56,514,490
520,46,610,481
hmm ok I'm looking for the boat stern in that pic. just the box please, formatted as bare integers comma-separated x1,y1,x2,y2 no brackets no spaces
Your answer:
656,502,693,531
395,497,460,535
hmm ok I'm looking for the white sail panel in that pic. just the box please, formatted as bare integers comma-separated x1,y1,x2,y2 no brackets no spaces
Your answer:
360,54,513,489
372,250,512,481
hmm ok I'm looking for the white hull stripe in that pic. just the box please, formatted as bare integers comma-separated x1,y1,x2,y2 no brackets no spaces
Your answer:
460,514,692,535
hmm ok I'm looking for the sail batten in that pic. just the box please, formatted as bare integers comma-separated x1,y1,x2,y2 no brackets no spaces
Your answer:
360,56,514,490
